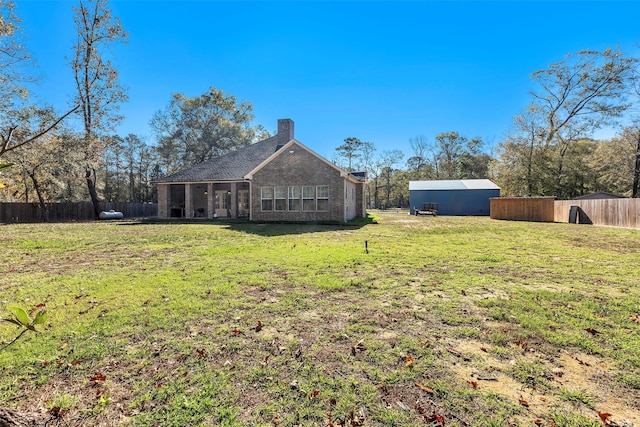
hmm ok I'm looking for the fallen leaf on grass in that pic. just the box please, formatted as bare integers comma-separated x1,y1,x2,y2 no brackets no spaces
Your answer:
49,407,65,418
231,328,244,335
90,372,106,382
598,412,612,423
351,340,366,356
575,356,591,366
255,320,262,332
405,355,413,366
467,380,478,389
585,328,600,335
447,347,471,361
309,389,320,400
71,359,83,365
415,382,434,394
327,413,334,427
424,412,444,423
518,396,529,407
514,338,527,349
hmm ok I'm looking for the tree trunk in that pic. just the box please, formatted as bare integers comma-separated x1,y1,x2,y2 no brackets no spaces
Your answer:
633,132,640,198
28,172,49,222
86,167,101,218
0,407,47,427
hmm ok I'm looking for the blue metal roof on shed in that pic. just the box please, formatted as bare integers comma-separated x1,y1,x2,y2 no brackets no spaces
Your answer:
409,179,500,191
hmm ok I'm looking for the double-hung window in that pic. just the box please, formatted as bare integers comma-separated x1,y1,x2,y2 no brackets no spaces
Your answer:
261,187,273,211
302,186,315,212
289,186,301,211
316,185,329,211
274,186,287,211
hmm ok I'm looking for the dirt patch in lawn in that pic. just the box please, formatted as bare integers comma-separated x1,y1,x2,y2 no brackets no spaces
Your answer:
448,339,640,426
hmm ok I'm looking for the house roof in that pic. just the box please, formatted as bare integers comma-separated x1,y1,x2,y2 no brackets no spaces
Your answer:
409,179,500,191
155,135,282,183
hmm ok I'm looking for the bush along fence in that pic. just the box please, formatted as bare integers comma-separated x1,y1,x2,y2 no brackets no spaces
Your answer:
0,202,158,224
491,197,640,229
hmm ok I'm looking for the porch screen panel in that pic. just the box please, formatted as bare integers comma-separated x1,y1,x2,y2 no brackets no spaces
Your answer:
289,186,301,211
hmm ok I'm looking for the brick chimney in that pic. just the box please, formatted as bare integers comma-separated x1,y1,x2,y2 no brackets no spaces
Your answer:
277,119,294,147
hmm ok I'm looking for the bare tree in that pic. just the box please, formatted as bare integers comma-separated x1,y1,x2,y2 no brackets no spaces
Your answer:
529,48,637,197
407,135,431,178
71,0,128,217
378,149,404,208
0,1,78,163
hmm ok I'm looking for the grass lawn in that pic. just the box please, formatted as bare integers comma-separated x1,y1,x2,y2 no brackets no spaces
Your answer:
1,211,639,426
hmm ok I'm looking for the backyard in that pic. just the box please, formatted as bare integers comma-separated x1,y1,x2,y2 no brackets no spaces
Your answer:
1,212,639,426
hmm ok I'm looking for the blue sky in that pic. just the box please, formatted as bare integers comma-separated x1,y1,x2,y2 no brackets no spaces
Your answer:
15,1,640,161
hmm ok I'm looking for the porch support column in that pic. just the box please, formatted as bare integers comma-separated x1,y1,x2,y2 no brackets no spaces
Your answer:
158,184,168,218
230,182,237,218
185,183,193,218
207,183,214,219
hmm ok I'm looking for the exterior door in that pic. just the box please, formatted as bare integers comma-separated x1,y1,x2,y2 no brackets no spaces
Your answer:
215,190,229,217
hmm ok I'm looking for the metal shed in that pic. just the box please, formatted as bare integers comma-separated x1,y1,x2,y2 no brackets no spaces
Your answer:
409,179,500,216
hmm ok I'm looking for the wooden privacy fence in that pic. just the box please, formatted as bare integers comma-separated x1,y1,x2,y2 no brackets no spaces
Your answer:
491,197,640,229
0,202,158,224
490,197,556,222
554,199,640,229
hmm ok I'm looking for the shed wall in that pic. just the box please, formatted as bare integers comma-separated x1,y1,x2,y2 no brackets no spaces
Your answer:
410,189,498,216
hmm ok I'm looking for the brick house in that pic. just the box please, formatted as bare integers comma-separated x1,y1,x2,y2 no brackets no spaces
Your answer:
155,119,367,222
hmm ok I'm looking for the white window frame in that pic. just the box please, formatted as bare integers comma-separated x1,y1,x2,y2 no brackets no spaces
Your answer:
261,187,273,211
274,186,287,211
302,186,315,212
288,186,301,212
316,185,329,212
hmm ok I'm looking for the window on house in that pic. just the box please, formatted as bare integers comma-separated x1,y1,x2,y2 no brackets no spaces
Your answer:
302,186,315,212
289,186,301,211
317,185,329,211
274,186,287,211
261,187,273,211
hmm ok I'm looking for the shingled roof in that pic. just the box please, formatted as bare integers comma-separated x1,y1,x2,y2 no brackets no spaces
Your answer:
155,135,282,183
